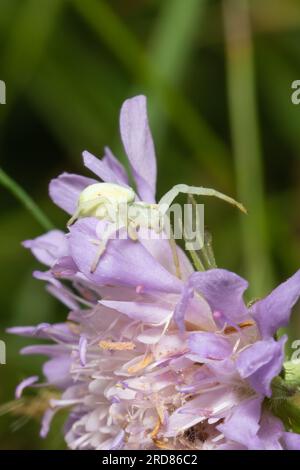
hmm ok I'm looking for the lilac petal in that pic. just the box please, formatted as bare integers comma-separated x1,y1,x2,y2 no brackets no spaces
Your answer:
8,323,52,338
217,397,263,450
69,218,182,294
206,357,239,385
108,430,125,450
46,284,79,310
252,269,300,339
236,336,287,397
40,408,57,438
8,322,76,343
140,232,194,281
100,300,171,324
49,172,97,215
185,296,216,332
175,291,215,335
174,284,194,333
21,344,67,357
52,256,78,278
33,270,60,287
23,230,68,267
188,332,233,361
257,412,284,450
15,376,39,399
79,336,87,366
175,269,248,333
83,150,128,186
282,432,300,450
165,387,238,437
103,147,129,185
190,269,248,324
217,443,246,450
120,95,157,202
43,356,72,387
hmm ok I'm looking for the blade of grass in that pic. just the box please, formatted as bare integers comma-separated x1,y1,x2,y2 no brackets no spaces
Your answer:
72,0,233,189
27,45,128,164
0,0,63,120
150,0,206,87
0,168,54,231
258,45,300,157
223,0,274,296
148,0,207,138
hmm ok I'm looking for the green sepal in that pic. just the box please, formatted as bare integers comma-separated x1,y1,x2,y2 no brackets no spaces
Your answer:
268,375,300,433
283,361,300,386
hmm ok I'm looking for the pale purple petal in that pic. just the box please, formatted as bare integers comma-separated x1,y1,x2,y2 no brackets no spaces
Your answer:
83,150,128,186
33,270,60,287
175,269,248,333
8,322,76,343
103,147,129,185
100,300,171,325
43,356,72,387
174,283,194,333
21,344,67,357
40,409,57,438
120,95,156,202
69,218,182,294
108,429,125,450
23,230,68,267
252,269,300,339
217,443,246,450
165,388,238,437
49,173,97,215
79,336,87,366
236,336,287,397
188,332,233,361
217,397,263,449
140,231,194,281
206,358,239,385
15,376,39,399
257,412,284,450
189,269,248,325
8,323,52,338
282,432,300,450
46,284,79,310
52,256,78,278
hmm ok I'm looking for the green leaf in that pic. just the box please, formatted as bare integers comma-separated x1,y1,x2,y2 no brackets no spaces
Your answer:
223,0,274,296
0,168,54,231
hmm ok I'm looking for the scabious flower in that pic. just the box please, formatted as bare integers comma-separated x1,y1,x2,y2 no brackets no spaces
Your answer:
8,95,300,450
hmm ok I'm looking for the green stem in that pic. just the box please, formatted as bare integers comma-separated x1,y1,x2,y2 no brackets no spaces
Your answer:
187,194,217,270
0,167,54,231
223,0,274,296
189,249,206,272
72,0,233,189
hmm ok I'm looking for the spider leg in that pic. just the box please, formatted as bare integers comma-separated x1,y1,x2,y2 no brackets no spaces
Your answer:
89,222,125,273
67,196,110,227
67,208,81,227
90,239,107,273
158,184,247,215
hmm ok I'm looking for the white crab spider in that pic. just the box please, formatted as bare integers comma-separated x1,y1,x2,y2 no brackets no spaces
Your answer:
68,182,246,274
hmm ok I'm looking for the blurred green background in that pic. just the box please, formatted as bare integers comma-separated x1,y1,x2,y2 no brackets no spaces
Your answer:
1,0,300,449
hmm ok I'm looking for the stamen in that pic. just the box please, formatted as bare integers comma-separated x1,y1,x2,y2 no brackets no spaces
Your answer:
99,340,136,351
224,320,255,334
127,352,153,374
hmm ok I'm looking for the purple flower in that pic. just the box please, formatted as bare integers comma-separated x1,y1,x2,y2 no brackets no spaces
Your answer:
8,96,300,450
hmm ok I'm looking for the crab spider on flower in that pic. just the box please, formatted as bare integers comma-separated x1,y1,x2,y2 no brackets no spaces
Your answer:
67,181,246,273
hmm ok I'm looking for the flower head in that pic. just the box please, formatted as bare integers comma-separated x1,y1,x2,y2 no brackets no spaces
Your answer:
8,96,300,450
